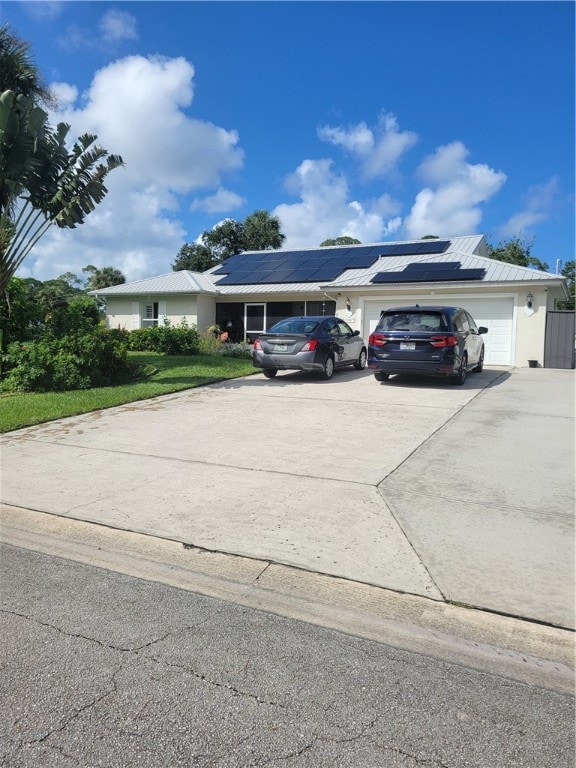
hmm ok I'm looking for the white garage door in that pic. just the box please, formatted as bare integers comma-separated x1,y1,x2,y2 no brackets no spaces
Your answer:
363,297,514,366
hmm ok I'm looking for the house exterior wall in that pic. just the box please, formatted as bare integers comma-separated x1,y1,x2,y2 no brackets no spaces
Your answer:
105,295,199,330
104,280,566,366
514,286,565,367
196,294,217,334
105,297,137,330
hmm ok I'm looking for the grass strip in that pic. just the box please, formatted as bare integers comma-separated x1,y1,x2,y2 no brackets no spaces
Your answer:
0,352,256,433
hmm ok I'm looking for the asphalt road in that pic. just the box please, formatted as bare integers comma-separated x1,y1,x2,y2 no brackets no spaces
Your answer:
1,543,573,768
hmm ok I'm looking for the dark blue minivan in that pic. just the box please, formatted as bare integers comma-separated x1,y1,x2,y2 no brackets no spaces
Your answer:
368,305,487,385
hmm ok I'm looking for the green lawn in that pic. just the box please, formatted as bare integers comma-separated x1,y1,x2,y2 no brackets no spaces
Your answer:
0,352,256,433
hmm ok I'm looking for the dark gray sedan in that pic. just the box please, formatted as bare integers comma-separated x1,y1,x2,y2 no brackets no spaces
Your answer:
253,316,367,379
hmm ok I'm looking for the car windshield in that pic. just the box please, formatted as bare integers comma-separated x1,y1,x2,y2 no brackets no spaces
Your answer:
378,312,448,332
267,319,319,334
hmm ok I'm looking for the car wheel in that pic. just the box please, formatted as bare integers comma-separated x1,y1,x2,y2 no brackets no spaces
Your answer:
451,355,467,385
263,368,277,379
474,348,484,373
322,355,335,379
374,371,389,382
354,348,367,370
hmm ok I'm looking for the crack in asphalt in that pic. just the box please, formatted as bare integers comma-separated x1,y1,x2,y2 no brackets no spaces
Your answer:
6,666,121,762
0,608,287,715
270,718,454,768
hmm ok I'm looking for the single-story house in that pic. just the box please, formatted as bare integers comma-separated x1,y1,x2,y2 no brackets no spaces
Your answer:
91,235,573,368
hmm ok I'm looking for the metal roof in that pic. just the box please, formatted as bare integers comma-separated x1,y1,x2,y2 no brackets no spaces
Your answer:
328,248,561,288
211,235,564,294
91,236,567,297
90,270,218,296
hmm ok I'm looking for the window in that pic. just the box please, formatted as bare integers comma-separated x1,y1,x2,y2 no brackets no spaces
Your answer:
454,311,470,333
246,304,265,334
305,300,336,316
378,312,447,332
143,302,159,327
465,312,478,333
336,320,354,336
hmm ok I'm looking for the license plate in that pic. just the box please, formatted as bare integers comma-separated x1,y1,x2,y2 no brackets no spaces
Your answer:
400,342,415,350
274,344,287,351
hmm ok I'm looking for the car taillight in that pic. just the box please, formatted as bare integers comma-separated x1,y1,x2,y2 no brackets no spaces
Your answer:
301,339,319,352
253,338,261,349
430,335,458,348
369,333,388,346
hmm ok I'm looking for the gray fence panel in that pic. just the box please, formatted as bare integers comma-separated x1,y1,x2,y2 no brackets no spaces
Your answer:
544,311,575,369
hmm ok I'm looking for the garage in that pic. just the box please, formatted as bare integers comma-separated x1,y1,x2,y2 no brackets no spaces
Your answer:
362,296,515,366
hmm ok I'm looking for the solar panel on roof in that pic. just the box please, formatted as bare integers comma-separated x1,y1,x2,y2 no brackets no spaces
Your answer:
370,272,413,284
386,240,451,256
414,239,451,254
315,247,350,258
374,245,398,257
345,251,382,268
404,261,461,272
211,241,455,285
288,267,323,281
371,266,485,284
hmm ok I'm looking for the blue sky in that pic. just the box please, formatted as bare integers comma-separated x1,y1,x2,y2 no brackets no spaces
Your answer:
3,1,574,282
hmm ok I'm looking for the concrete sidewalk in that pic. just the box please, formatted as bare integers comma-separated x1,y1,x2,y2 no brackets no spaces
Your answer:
1,366,574,629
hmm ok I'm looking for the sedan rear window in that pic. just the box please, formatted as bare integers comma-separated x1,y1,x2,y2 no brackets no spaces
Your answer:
377,312,448,332
268,319,319,334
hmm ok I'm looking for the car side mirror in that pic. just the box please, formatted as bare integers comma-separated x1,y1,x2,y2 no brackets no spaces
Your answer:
479,326,488,334
352,330,360,336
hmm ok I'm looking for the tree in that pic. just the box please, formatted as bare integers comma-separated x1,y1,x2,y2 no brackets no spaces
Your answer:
83,265,126,291
0,88,124,294
172,243,218,272
34,272,86,330
201,218,244,262
0,23,57,232
320,236,361,246
557,260,575,310
0,276,43,344
486,236,548,272
0,24,56,108
0,273,102,346
174,210,286,271
242,210,285,252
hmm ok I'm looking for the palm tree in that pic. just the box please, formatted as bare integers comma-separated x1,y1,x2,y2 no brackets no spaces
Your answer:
83,265,126,290
0,26,124,295
0,23,57,107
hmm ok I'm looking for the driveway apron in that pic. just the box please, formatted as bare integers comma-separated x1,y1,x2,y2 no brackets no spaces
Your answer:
1,367,573,628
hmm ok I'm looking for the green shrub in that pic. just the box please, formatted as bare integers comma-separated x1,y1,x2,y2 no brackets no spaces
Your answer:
1,330,136,392
43,295,101,338
218,341,252,358
198,333,252,358
198,331,223,355
127,320,200,355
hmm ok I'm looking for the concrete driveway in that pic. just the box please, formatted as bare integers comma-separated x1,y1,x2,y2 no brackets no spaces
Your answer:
1,366,574,628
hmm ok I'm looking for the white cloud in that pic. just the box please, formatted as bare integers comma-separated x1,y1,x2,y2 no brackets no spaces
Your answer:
22,1,64,23
99,10,139,44
51,82,78,107
318,112,418,180
60,56,243,193
403,141,507,238
21,55,244,282
59,9,138,51
498,177,559,238
273,159,402,248
191,188,246,213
